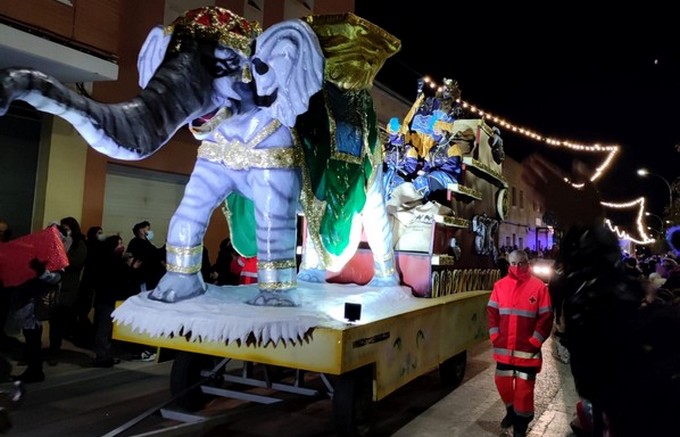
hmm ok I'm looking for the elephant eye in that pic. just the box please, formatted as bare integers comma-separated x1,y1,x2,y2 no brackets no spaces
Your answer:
213,49,242,78
214,59,240,78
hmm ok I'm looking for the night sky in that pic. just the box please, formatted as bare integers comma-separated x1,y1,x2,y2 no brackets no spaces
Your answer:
355,2,679,240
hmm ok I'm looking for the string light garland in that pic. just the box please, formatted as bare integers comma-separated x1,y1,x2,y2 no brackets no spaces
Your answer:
601,198,655,244
419,76,654,244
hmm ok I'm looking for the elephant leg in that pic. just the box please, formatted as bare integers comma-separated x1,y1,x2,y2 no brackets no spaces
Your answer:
297,228,327,283
149,159,233,303
247,168,302,307
363,166,400,287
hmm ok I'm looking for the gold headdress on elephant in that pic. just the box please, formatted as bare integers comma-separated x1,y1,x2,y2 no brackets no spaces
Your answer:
164,6,262,57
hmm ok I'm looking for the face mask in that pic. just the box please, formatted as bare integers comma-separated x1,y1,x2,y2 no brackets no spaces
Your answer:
96,233,105,242
63,236,73,252
508,264,530,280
146,230,154,241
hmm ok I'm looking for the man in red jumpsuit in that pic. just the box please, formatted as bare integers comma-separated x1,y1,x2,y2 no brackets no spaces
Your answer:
487,249,554,437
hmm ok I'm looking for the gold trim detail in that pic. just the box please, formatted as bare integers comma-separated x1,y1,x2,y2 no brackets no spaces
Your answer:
462,157,508,187
197,120,303,170
198,141,302,170
258,259,297,270
433,215,470,228
445,183,482,200
166,243,203,257
166,263,202,274
259,281,297,291
431,255,457,266
188,107,231,137
215,119,282,149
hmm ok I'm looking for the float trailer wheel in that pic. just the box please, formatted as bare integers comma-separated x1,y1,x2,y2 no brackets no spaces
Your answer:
170,351,220,411
439,350,467,388
332,365,374,437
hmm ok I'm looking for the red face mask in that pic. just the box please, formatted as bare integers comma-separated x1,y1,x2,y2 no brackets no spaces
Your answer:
508,264,530,280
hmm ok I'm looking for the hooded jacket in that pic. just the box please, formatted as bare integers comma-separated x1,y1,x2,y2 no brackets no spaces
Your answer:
487,270,553,368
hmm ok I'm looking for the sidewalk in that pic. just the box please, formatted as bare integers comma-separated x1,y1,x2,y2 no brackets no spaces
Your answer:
393,336,579,437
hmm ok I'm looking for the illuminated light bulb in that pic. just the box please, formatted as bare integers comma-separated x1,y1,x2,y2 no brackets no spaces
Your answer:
418,83,637,239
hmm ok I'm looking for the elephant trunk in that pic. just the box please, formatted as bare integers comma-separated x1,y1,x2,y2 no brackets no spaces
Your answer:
0,40,217,160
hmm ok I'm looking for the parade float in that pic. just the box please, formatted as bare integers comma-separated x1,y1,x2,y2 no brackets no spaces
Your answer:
0,6,507,435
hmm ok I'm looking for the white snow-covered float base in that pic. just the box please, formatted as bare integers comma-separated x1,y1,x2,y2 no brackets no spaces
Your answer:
112,281,416,347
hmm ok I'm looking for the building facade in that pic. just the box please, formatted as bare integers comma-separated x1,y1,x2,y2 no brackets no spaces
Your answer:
497,158,554,254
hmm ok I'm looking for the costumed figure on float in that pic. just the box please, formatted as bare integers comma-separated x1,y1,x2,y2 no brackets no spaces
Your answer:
0,7,401,307
410,78,465,199
382,77,469,205
382,117,420,200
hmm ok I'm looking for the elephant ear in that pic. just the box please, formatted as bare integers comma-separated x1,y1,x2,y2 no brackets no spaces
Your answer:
137,26,171,89
252,19,324,127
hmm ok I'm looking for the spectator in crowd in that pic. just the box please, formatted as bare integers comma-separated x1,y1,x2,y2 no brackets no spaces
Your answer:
0,219,13,348
126,221,165,291
73,226,106,349
495,252,510,278
649,257,678,288
487,249,554,437
238,255,258,284
211,238,240,286
201,246,214,285
10,258,62,382
47,217,87,365
622,256,643,279
7,224,69,383
522,154,680,437
0,219,10,242
92,235,142,367
659,226,680,296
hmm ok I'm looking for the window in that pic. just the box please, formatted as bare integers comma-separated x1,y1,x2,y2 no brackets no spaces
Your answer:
519,190,524,209
518,237,524,249
511,187,517,207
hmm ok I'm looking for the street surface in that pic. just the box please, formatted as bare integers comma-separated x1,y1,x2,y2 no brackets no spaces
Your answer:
0,335,577,436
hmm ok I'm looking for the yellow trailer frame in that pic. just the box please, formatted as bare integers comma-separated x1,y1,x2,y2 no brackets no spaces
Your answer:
113,289,490,402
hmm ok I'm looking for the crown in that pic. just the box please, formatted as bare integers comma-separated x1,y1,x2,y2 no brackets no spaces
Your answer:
165,7,262,57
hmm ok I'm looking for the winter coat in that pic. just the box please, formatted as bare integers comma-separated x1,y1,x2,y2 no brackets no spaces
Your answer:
487,273,553,369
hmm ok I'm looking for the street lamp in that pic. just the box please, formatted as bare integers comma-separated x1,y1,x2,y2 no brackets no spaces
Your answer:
645,212,665,229
637,168,673,209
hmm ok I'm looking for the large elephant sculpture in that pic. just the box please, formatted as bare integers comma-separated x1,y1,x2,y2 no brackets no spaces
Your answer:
0,7,402,306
